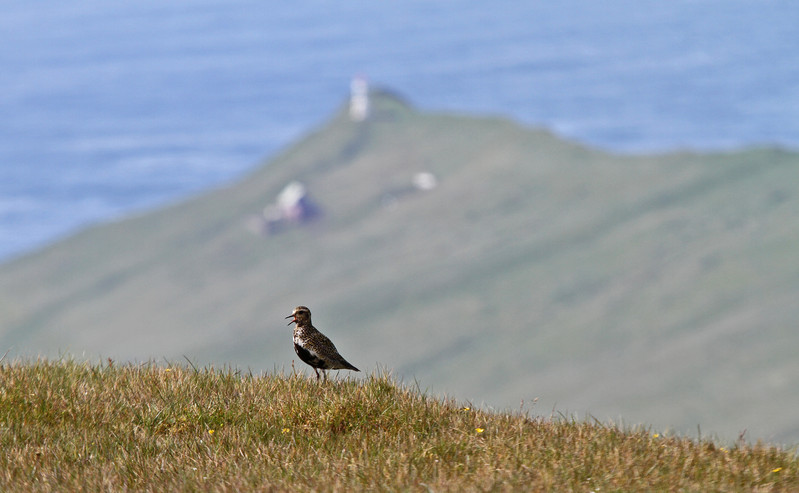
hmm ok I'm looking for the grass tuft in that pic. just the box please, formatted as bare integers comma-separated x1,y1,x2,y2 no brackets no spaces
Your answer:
0,359,796,491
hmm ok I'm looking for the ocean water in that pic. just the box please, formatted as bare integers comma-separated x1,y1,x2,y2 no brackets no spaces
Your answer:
1,0,798,261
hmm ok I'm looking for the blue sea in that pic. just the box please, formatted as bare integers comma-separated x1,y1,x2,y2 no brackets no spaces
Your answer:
2,0,798,261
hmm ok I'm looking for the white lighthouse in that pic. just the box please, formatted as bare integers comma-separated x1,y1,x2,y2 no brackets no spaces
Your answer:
349,75,370,122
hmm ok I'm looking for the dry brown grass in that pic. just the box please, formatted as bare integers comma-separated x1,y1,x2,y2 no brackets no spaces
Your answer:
0,359,796,491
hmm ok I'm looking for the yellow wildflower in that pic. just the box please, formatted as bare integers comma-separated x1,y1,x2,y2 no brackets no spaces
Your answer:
772,467,782,473
475,428,484,434
208,429,215,435
282,428,290,434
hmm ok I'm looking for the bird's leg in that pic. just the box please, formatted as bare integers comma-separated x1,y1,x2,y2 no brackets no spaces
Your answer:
314,368,321,381
323,370,328,383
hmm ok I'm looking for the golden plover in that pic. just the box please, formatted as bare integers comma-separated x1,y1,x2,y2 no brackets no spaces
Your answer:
285,306,360,381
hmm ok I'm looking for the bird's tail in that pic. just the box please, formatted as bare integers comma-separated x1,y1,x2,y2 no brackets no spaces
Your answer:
341,359,360,372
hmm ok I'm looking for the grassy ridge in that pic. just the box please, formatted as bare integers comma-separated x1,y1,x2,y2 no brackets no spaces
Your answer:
0,360,796,491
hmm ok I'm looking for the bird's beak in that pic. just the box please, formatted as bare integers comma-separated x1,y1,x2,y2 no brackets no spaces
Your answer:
286,314,296,326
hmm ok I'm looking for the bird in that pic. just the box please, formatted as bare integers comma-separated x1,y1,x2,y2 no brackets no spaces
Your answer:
285,306,360,381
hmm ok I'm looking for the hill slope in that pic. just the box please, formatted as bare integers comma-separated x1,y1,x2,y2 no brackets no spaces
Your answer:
1,360,797,491
2,92,799,444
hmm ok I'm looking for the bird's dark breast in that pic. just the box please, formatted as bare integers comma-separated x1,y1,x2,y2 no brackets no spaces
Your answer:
294,343,330,369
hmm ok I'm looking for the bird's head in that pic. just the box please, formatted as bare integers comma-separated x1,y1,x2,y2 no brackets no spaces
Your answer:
286,306,312,326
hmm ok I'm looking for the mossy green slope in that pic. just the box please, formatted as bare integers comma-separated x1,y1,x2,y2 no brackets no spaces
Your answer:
1,92,799,444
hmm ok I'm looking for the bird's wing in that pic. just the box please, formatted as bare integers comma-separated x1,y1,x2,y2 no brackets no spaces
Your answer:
314,332,339,358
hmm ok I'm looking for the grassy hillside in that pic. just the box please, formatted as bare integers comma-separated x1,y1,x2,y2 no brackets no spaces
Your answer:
0,360,796,491
2,91,799,444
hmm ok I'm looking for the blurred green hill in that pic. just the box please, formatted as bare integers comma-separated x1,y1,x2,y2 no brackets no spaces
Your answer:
2,91,798,444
